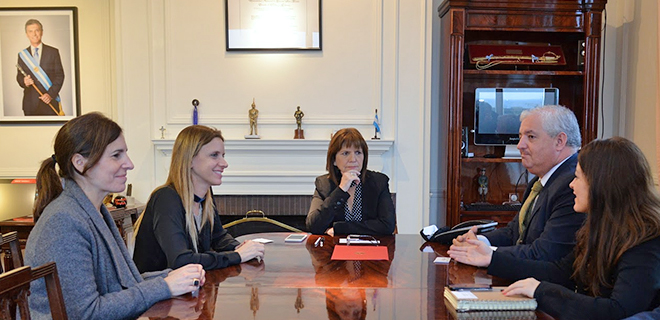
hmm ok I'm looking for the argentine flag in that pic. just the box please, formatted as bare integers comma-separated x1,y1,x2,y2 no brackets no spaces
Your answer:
373,112,381,133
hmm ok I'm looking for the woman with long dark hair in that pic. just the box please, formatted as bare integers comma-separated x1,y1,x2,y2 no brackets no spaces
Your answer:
449,137,660,319
25,112,204,320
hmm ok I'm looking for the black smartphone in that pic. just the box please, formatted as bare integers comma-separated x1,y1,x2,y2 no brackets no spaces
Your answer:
448,283,492,291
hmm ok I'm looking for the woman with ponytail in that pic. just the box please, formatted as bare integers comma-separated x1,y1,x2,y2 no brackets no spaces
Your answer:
25,112,205,320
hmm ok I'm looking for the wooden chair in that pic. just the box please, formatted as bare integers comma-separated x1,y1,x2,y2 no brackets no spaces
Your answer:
0,262,68,320
223,210,303,237
1,231,23,273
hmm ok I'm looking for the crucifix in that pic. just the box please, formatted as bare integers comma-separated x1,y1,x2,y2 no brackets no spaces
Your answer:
159,126,166,139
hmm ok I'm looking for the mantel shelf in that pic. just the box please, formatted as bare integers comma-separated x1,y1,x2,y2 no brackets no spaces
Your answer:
152,139,395,195
153,139,394,154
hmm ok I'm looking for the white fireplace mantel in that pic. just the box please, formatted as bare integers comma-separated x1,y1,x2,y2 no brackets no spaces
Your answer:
153,139,395,195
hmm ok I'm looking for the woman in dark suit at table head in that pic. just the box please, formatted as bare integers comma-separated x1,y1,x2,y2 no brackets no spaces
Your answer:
133,125,264,273
25,112,204,320
450,137,660,319
306,128,395,236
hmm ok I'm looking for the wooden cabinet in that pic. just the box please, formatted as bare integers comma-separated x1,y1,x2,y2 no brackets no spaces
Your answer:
438,0,607,226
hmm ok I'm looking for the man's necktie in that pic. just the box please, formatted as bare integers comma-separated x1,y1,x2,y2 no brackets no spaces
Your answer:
517,180,543,244
34,47,39,59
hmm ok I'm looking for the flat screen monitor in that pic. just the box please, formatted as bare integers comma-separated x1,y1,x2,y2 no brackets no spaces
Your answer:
474,88,559,158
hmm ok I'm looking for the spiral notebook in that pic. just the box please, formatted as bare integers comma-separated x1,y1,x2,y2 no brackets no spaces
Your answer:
444,299,537,320
444,286,537,312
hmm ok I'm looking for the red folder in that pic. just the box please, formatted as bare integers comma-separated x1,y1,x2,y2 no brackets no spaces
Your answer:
331,245,389,261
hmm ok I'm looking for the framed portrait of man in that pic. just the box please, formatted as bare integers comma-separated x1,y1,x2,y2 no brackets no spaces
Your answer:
0,7,80,123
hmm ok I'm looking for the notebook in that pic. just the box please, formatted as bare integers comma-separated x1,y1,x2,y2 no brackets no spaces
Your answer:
444,286,537,312
444,299,537,320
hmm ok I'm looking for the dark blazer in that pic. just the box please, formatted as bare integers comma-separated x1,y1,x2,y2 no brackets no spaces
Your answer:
16,44,65,115
133,186,241,273
488,236,660,320
306,170,396,235
484,153,585,260
624,306,660,320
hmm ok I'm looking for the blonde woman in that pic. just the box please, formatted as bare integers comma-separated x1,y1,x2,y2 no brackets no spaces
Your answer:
134,125,264,272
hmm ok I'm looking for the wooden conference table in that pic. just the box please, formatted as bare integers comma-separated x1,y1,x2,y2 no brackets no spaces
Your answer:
140,233,553,320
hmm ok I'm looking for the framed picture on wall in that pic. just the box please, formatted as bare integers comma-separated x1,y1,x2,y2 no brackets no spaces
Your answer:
0,7,80,123
225,0,322,51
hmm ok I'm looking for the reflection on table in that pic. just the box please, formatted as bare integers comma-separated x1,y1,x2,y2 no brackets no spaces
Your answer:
139,233,553,320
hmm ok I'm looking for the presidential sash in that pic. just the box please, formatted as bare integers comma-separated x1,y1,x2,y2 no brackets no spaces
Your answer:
19,48,61,103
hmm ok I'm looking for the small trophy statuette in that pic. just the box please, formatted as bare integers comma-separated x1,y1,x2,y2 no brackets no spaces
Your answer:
245,98,260,139
475,168,489,204
192,99,199,125
294,106,305,139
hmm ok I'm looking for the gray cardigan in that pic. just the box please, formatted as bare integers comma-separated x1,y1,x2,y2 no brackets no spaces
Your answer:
24,180,172,320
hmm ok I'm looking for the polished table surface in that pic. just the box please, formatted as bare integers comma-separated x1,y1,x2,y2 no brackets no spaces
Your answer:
139,233,553,320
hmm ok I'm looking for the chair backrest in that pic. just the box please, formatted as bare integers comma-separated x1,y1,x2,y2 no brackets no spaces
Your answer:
1,231,23,273
223,210,304,237
0,262,68,320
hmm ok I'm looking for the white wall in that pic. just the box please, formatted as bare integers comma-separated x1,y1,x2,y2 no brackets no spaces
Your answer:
115,0,434,233
2,0,657,233
602,0,659,182
0,0,114,178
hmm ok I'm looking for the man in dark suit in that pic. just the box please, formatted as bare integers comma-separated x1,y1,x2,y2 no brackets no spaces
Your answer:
16,19,65,116
449,105,585,262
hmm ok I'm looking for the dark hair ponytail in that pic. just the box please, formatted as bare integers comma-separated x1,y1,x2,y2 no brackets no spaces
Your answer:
33,157,63,221
32,112,122,221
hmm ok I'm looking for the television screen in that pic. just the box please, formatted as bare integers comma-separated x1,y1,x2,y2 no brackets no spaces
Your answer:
475,88,558,143
474,88,558,157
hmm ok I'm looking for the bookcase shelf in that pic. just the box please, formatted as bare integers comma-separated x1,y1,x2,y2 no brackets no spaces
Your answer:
439,0,607,226
464,70,584,76
462,157,522,164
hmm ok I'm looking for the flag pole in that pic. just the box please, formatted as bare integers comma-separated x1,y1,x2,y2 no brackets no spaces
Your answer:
372,109,380,140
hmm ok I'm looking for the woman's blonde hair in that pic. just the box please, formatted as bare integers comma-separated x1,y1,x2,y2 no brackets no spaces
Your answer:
140,125,224,252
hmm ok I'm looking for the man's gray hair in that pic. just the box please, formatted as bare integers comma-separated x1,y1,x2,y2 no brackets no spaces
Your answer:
520,105,582,148
25,19,43,32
